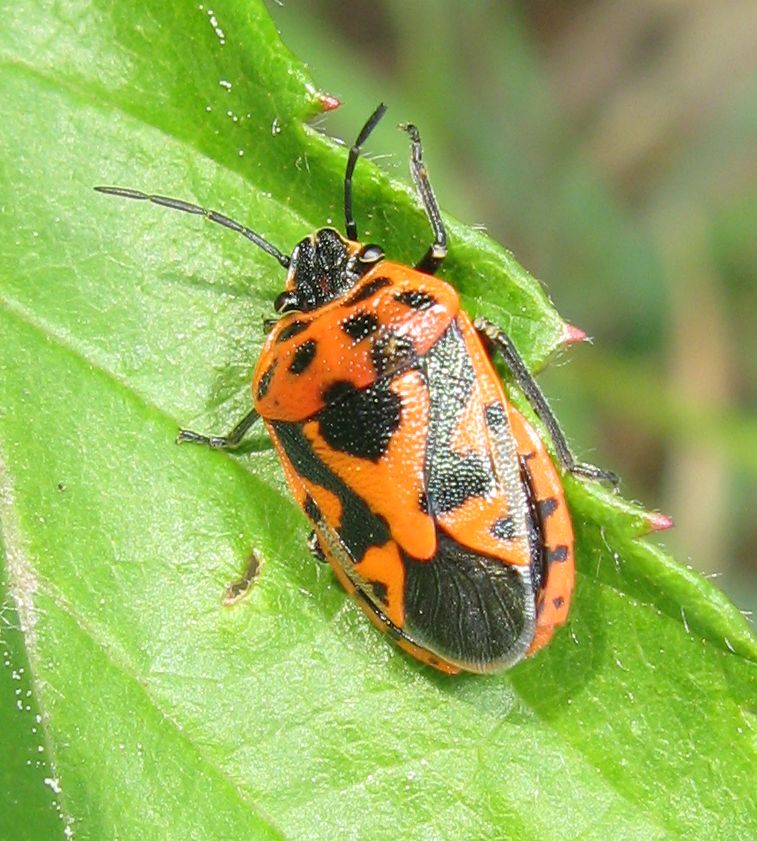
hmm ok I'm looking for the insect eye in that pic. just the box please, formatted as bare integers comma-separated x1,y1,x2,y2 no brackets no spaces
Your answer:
274,291,298,313
358,244,384,264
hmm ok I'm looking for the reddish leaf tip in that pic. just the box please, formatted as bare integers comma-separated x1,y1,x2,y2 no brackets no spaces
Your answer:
646,512,675,533
561,323,588,345
318,93,341,112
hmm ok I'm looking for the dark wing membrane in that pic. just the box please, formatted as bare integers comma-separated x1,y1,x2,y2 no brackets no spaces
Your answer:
403,533,534,672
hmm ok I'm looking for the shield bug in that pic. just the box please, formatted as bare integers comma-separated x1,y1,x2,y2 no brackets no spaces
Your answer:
96,104,618,673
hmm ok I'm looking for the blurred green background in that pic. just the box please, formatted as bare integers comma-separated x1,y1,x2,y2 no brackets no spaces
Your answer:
266,0,757,617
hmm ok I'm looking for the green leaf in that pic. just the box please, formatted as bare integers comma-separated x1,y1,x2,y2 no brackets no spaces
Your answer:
1,2,755,840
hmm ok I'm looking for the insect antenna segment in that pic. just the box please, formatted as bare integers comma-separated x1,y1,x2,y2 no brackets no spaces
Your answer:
93,186,290,268
344,102,388,240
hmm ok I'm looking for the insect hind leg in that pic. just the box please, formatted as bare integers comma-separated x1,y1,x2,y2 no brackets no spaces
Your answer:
475,316,618,485
176,408,260,450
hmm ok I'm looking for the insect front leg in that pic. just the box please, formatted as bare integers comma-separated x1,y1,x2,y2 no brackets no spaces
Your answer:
176,407,260,450
474,317,618,485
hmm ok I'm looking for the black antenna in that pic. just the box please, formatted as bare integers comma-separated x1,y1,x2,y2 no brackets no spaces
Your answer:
344,103,388,240
93,186,291,268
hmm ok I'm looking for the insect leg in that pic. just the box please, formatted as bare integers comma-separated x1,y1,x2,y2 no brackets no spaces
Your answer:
307,530,328,563
399,123,447,275
176,408,260,450
474,317,618,485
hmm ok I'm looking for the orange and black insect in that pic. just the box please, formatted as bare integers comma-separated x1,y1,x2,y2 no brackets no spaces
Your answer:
96,104,616,674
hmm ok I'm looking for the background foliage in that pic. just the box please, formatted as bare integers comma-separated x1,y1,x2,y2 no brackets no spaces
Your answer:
1,1,755,839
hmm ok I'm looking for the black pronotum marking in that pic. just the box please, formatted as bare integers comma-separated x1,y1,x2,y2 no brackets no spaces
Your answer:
320,380,354,405
341,311,380,341
403,533,530,670
319,379,401,462
344,276,392,306
271,421,391,561
256,360,278,400
276,319,310,342
394,290,437,310
289,339,317,374
491,515,516,541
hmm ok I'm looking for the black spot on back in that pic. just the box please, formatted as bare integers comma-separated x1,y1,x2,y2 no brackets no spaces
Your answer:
394,290,436,310
423,323,494,514
491,516,516,541
342,311,380,342
538,497,558,519
369,580,388,603
256,360,278,400
318,378,401,462
321,380,356,405
289,339,317,375
271,421,391,561
344,276,392,306
548,545,569,564
276,319,310,342
427,452,493,514
553,595,565,609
